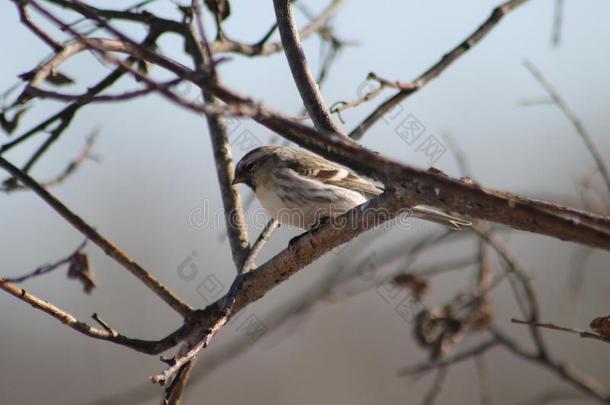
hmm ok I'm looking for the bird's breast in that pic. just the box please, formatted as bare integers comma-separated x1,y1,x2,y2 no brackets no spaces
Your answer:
255,182,367,229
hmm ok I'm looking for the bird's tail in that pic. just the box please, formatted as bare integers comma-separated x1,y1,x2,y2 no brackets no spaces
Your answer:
412,206,471,230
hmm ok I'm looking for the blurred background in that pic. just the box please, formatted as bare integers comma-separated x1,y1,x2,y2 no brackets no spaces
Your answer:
1,0,609,404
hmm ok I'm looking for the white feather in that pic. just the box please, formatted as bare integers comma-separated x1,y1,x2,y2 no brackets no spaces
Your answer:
256,168,366,229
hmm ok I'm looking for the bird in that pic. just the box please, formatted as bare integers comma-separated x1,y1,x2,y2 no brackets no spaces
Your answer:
232,145,470,230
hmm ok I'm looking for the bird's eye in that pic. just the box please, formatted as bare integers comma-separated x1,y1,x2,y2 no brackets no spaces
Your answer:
245,162,255,171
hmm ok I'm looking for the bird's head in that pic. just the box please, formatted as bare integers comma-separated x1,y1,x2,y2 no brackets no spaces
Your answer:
233,146,283,190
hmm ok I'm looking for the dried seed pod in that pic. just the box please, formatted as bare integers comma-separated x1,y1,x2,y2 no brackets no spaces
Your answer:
393,274,429,300
590,315,610,338
67,252,96,294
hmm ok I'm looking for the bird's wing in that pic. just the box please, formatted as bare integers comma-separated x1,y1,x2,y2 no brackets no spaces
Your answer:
285,152,383,197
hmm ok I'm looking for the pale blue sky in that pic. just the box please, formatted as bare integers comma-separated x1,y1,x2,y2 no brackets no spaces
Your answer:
1,1,609,404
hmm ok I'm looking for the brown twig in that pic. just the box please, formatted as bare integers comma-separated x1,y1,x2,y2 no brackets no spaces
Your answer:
24,3,610,251
474,354,492,405
1,239,87,283
511,319,610,344
23,78,182,103
2,130,99,192
273,0,344,136
349,0,530,140
12,0,63,51
0,155,193,317
492,327,610,402
0,278,190,354
6,4,610,404
156,11,253,400
399,339,499,376
523,60,610,196
473,228,547,357
13,22,610,251
422,366,448,405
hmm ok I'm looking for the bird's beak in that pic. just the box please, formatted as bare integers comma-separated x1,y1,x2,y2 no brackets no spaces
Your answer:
232,169,245,186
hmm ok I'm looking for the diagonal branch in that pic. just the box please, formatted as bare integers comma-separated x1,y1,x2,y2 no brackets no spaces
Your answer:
13,0,63,51
0,155,193,317
523,60,610,195
349,0,530,140
492,327,610,403
186,14,251,268
13,25,610,251
273,0,344,135
0,278,190,354
1,239,87,283
399,339,499,376
512,318,610,344
151,219,278,385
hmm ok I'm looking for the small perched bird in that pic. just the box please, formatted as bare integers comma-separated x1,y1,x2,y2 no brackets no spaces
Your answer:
233,146,470,230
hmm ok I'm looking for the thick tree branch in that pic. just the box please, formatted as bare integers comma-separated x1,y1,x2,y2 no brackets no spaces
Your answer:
184,192,411,339
13,27,610,250
152,219,277,385
6,2,610,404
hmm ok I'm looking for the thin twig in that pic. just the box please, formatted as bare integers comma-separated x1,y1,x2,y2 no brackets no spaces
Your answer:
1,239,87,283
0,278,190,354
399,339,499,376
422,366,448,405
2,130,99,192
0,155,193,316
551,0,565,47
511,319,610,344
492,327,610,403
13,26,610,250
241,219,279,273
523,60,610,195
23,78,182,103
152,219,278,386
475,354,492,405
349,0,529,140
473,228,547,357
23,1,610,251
12,0,63,51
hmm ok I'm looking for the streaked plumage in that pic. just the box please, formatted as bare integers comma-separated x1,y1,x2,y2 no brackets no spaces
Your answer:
233,146,470,230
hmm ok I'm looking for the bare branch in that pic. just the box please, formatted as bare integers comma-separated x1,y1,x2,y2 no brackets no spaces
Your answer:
349,0,529,140
0,155,193,317
152,219,278,385
511,319,610,344
551,0,565,47
1,239,87,283
23,78,182,103
492,327,610,402
2,130,99,192
12,23,610,251
12,0,63,51
399,339,499,377
422,366,448,405
523,60,610,195
0,278,189,354
273,0,344,135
